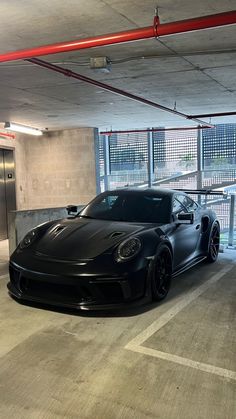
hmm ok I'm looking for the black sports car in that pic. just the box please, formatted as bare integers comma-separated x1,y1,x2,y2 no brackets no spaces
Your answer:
8,188,220,310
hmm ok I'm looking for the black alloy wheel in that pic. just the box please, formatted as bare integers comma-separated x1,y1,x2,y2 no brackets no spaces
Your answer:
207,223,220,263
151,245,172,301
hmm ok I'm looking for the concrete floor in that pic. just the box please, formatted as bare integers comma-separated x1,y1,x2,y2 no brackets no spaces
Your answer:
0,240,235,419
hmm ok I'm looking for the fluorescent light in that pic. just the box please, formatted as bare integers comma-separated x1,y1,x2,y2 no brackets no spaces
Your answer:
4,122,43,136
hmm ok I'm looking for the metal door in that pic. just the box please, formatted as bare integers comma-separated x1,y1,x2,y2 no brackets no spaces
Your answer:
0,150,7,239
0,149,16,240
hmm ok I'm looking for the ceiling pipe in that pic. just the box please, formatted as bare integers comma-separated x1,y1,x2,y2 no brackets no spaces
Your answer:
100,126,212,135
190,111,236,118
0,132,15,139
0,11,235,63
27,57,212,127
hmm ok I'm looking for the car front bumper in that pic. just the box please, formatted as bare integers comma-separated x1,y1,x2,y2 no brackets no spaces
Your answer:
8,261,150,310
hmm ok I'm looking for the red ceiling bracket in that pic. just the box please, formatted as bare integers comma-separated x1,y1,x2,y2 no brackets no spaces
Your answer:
153,12,160,38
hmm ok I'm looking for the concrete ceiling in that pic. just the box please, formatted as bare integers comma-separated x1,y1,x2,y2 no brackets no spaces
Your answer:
0,0,236,131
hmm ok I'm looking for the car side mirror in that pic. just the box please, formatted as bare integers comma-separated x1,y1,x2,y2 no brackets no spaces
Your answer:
66,205,78,215
177,212,194,224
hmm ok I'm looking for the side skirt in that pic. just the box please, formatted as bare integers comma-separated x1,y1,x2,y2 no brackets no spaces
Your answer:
172,256,206,278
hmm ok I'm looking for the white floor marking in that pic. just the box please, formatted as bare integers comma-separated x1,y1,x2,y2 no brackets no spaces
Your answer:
125,265,236,380
127,345,236,381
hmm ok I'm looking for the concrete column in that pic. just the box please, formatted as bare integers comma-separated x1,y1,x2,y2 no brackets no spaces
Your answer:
103,135,110,191
93,128,101,195
197,128,203,204
197,128,203,189
228,194,235,247
147,131,154,188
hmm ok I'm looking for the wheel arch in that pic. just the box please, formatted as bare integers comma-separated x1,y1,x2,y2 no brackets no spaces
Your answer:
150,240,173,301
153,238,173,261
207,220,220,253
152,239,173,273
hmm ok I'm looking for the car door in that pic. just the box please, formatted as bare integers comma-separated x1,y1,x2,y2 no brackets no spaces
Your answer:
170,194,202,269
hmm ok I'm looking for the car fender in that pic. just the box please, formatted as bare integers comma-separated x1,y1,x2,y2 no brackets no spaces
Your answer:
199,215,219,254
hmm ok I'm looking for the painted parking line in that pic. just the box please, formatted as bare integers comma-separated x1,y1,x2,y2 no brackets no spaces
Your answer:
125,265,236,381
126,345,236,381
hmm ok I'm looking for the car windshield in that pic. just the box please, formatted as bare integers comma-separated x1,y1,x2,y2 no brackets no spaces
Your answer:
79,192,171,223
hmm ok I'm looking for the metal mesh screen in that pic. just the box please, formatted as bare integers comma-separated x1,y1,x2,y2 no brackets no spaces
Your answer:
202,124,236,169
109,132,148,172
153,129,198,174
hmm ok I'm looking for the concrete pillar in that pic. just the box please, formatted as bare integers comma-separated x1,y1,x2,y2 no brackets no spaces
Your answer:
103,135,110,191
147,131,154,188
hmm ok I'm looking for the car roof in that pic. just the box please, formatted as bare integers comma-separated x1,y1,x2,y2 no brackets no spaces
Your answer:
103,188,181,197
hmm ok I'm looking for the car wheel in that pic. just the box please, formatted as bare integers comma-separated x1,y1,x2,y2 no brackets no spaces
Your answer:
151,245,172,301
206,223,220,263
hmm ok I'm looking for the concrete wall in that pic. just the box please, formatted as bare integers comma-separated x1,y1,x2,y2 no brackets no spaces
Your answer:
0,127,98,211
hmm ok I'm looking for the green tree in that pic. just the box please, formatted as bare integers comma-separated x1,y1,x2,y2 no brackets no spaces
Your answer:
179,154,195,170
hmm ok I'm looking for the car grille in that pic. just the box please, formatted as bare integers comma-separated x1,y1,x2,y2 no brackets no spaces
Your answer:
9,263,129,305
21,277,124,304
20,277,85,302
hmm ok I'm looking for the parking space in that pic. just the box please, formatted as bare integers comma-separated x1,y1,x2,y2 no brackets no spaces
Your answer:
0,243,235,419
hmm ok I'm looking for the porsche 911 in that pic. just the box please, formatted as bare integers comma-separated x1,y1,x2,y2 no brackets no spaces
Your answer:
8,188,220,310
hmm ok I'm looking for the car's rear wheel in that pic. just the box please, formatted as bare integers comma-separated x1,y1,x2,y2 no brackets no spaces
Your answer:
151,245,172,301
206,223,220,263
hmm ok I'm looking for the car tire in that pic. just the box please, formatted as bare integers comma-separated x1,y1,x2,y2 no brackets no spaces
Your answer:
151,244,173,301
206,222,220,263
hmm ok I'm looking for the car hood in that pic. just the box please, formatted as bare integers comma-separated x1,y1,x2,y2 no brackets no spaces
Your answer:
35,217,150,260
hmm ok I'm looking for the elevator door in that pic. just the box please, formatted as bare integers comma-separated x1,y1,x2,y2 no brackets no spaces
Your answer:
0,149,16,240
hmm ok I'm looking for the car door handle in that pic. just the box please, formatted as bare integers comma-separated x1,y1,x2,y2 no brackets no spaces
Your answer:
196,224,201,230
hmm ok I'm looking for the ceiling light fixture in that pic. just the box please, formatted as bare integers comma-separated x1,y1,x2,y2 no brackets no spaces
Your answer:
4,122,43,136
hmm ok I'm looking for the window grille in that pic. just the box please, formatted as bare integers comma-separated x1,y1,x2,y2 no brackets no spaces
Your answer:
109,132,148,172
202,124,236,168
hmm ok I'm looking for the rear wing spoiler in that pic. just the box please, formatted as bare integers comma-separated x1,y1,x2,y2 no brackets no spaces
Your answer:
175,189,227,197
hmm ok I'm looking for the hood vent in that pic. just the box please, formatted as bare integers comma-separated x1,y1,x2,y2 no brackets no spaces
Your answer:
109,231,125,239
52,225,66,235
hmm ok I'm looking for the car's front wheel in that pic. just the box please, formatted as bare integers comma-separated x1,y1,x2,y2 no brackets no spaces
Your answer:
206,222,220,263
151,245,173,301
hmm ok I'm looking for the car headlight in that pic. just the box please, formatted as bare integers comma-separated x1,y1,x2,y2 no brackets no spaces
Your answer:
115,237,142,263
19,229,37,249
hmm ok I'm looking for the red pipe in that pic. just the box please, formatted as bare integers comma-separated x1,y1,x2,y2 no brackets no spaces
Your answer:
0,11,235,63
0,26,154,63
0,132,15,139
155,11,236,36
100,126,212,135
27,57,212,127
190,111,236,118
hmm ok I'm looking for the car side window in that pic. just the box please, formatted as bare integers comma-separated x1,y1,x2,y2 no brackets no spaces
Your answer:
172,198,186,215
176,194,198,212
186,197,198,212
